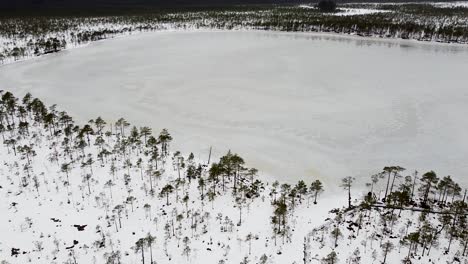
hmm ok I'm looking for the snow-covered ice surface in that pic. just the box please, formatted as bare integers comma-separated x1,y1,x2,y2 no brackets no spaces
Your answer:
1,30,468,264
1,31,468,187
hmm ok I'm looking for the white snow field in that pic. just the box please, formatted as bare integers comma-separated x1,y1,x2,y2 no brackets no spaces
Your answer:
298,5,391,16
432,1,468,8
1,31,468,187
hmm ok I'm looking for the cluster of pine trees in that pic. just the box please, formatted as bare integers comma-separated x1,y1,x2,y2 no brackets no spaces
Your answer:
315,167,467,264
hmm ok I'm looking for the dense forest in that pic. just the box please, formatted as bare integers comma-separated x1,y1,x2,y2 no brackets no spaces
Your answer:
0,90,466,263
1,0,459,10
0,3,467,64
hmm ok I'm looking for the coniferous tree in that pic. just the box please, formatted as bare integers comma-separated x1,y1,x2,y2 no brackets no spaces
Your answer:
331,227,342,248
382,166,397,201
381,241,394,264
158,129,172,156
310,180,324,205
295,180,308,203
341,176,355,208
94,116,106,135
160,184,174,205
321,250,338,264
145,233,155,264
135,238,146,264
419,171,439,207
140,127,152,145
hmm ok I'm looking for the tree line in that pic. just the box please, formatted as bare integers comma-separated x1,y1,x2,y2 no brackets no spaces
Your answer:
1,3,467,64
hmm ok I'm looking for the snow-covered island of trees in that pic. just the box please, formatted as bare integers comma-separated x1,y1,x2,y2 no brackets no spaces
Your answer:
0,90,467,264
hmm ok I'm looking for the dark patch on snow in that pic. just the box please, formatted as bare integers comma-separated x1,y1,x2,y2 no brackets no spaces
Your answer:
73,224,87,231
11,248,20,257
66,240,79,249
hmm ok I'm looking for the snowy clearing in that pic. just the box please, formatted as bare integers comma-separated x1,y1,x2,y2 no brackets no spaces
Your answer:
333,8,392,16
431,1,468,8
298,5,392,16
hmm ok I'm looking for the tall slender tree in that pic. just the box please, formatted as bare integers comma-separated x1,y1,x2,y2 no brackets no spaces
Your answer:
135,238,146,264
341,176,355,208
310,180,324,204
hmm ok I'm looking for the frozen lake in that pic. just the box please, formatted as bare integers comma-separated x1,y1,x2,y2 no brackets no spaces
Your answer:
1,31,468,187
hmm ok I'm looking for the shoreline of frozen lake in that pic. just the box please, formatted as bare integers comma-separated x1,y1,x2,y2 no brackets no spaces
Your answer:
1,30,467,188
2,29,467,69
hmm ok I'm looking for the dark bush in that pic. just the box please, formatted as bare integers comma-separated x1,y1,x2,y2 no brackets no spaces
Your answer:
317,0,337,12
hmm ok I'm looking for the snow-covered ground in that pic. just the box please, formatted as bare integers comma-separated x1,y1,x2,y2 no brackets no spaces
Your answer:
333,8,392,16
299,1,468,14
431,1,468,8
0,92,345,263
1,89,466,264
351,1,468,8
1,31,468,188
298,5,392,16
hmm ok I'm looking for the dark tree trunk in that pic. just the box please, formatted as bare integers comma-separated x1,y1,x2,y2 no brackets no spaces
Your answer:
384,171,391,200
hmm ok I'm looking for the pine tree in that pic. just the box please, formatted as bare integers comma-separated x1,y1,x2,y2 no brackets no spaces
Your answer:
295,180,308,203
321,250,338,264
145,233,155,264
160,184,174,205
135,238,146,264
331,227,342,248
158,128,172,156
381,241,394,264
310,180,324,205
419,171,439,207
341,176,355,208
